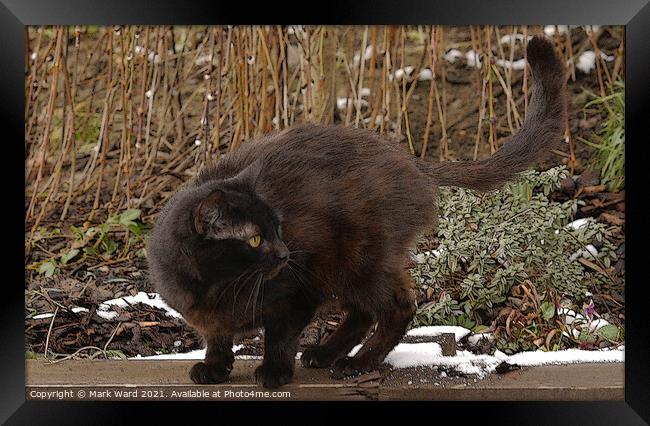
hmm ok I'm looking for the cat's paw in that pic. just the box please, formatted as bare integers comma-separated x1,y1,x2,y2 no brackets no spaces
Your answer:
189,362,231,384
300,346,338,368
330,356,375,379
254,363,293,389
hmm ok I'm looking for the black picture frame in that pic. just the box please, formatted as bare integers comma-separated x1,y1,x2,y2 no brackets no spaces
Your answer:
4,0,649,423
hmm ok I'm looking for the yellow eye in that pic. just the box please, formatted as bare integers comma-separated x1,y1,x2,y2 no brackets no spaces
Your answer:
248,234,262,248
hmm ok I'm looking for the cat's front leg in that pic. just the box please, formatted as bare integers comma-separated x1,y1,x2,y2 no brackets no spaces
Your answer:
190,334,234,384
255,304,317,388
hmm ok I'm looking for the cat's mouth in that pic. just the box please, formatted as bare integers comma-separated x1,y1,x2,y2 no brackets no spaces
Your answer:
263,260,288,280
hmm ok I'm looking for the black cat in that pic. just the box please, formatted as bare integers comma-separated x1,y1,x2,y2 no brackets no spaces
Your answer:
147,36,565,388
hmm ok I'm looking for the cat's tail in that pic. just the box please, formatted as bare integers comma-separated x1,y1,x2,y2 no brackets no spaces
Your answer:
416,36,566,192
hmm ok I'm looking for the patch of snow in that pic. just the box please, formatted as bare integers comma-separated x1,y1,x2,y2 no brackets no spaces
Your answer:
336,97,369,111
388,344,502,377
495,58,526,71
583,25,601,34
133,344,245,360
418,68,433,81
353,45,374,66
558,307,612,334
443,49,463,63
576,51,597,74
128,325,624,380
499,34,532,44
32,307,89,319
572,51,615,74
98,292,182,320
467,332,495,346
465,50,481,69
509,348,623,366
195,54,213,66
543,25,570,37
406,325,471,342
411,249,442,263
566,218,590,230
569,244,598,261
389,66,415,82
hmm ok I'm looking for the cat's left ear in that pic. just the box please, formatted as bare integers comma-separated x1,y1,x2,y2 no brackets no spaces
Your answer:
227,159,263,189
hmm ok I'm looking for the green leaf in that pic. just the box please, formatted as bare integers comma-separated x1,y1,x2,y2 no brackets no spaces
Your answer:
596,324,620,342
127,222,143,236
472,324,490,333
60,248,80,265
541,301,555,321
102,239,119,257
39,260,58,277
104,349,127,360
120,209,141,225
83,246,98,256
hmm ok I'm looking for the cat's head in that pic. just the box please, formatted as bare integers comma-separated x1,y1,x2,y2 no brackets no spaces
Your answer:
150,160,290,299
188,160,289,282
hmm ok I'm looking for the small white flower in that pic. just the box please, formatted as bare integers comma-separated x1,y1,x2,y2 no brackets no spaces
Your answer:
134,46,144,55
194,139,202,146
145,89,154,98
206,92,215,101
247,55,256,65
203,73,211,80
30,52,37,61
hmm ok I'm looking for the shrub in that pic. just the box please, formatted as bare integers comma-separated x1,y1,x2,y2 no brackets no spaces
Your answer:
409,166,619,330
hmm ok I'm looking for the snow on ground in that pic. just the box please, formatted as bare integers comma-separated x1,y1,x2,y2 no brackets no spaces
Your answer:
495,58,526,71
97,292,182,320
32,307,89,319
40,293,621,377
130,325,624,380
406,325,471,342
570,51,615,74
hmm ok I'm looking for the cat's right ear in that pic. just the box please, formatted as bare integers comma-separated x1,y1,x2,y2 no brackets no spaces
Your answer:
192,190,225,235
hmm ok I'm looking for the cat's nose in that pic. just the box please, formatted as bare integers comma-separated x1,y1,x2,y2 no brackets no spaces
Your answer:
276,248,289,262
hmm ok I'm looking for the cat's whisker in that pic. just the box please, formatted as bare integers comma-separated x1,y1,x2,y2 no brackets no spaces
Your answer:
244,272,262,316
231,269,260,316
252,275,265,328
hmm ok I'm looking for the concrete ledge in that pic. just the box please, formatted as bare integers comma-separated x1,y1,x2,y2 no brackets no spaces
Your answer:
25,360,624,401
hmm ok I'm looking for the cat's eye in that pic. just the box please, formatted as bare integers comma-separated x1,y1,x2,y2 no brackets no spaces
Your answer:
248,234,262,248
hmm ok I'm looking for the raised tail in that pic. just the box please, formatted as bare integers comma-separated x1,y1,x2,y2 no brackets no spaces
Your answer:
416,36,566,191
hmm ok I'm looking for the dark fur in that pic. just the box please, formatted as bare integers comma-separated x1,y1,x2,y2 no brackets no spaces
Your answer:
147,37,565,388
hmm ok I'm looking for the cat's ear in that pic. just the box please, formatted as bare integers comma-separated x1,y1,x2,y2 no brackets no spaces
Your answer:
226,160,263,189
192,190,224,235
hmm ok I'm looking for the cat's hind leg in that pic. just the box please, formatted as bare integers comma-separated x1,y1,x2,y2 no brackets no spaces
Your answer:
330,271,416,379
300,309,373,368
